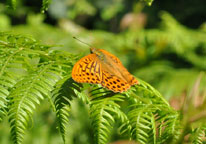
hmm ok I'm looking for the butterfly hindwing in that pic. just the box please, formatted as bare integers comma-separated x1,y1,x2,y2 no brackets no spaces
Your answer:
72,54,102,84
101,71,131,93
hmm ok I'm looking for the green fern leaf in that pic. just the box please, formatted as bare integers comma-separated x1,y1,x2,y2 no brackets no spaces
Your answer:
52,77,83,143
157,111,181,143
128,103,157,144
0,34,43,122
89,90,126,144
8,62,62,143
189,125,206,144
123,78,180,144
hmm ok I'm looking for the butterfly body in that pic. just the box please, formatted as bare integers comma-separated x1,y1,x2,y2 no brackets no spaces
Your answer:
72,47,138,93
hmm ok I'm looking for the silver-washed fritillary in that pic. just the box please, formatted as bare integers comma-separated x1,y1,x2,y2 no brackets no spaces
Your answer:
72,41,138,93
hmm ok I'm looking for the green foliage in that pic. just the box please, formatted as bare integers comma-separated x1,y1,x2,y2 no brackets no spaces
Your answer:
142,0,154,6
52,77,83,143
126,81,180,144
189,125,206,144
0,32,75,143
5,0,51,11
5,0,153,14
0,0,205,143
0,32,184,144
89,91,128,144
53,0,153,22
41,0,52,13
0,9,206,142
6,0,16,9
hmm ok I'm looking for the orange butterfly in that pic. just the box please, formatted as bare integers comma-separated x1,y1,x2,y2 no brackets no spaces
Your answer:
72,41,138,93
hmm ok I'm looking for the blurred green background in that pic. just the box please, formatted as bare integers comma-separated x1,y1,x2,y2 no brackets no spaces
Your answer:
0,0,206,143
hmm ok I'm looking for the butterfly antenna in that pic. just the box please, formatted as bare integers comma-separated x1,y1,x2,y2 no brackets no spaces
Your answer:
73,37,92,47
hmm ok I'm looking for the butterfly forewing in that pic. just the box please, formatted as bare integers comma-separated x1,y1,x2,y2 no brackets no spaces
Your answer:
99,49,121,64
99,49,138,85
72,54,102,84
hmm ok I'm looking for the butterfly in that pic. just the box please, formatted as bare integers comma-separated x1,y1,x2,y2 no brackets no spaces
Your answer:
72,47,138,93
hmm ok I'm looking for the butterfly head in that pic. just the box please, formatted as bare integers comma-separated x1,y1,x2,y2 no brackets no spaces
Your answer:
90,47,104,60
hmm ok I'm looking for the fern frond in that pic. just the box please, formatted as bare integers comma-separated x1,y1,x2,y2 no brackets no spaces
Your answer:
0,32,78,144
0,90,7,121
52,77,83,143
0,34,44,122
0,47,24,118
89,90,126,144
8,61,64,143
140,80,169,106
127,101,157,144
128,78,170,106
145,12,206,70
189,125,206,144
157,111,181,144
123,78,180,144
